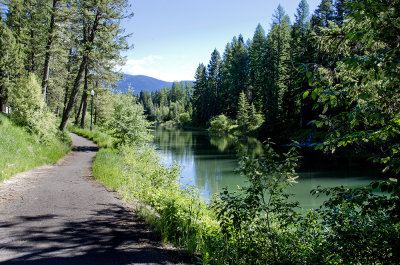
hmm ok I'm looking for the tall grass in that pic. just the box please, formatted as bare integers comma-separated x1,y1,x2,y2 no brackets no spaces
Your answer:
0,114,71,181
92,144,220,258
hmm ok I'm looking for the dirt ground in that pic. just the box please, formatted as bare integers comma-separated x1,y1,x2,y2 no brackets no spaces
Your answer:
0,133,192,264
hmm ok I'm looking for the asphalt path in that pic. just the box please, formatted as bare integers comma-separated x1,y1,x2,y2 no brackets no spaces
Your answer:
0,133,189,264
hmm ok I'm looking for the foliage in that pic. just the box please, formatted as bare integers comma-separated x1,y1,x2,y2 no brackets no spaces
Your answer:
92,144,219,256
211,142,302,264
209,114,232,134
178,112,191,126
310,184,400,264
0,114,70,181
108,92,152,146
8,73,57,142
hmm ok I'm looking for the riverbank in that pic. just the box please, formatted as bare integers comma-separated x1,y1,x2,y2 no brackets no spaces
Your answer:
74,126,399,264
0,114,71,181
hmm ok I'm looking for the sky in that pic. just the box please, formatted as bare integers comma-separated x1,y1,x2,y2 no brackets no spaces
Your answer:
119,0,321,82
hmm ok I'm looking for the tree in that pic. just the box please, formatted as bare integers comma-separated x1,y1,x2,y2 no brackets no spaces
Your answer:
59,0,131,132
109,93,152,146
265,5,292,132
236,91,250,131
192,63,208,125
8,73,57,140
249,24,267,111
305,0,400,217
0,13,22,113
41,0,60,100
207,49,222,117
311,0,334,30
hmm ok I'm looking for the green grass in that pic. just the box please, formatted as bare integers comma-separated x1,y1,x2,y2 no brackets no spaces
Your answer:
91,144,219,258
92,148,123,190
0,114,71,181
69,126,114,148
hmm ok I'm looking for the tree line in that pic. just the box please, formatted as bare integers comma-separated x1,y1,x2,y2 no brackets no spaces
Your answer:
188,0,348,139
0,0,130,134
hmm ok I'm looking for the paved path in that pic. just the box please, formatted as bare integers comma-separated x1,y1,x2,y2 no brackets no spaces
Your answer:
0,133,189,264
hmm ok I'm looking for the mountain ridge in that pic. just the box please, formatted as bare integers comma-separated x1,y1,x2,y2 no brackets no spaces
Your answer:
115,74,194,94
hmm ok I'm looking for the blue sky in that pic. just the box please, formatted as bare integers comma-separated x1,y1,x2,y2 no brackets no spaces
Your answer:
119,0,321,82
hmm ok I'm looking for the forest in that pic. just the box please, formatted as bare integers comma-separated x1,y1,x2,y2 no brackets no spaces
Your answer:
1,0,400,264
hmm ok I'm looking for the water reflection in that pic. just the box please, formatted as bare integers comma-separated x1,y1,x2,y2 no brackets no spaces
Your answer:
152,126,383,209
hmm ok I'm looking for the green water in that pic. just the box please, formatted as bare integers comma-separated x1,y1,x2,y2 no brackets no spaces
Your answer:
153,126,382,209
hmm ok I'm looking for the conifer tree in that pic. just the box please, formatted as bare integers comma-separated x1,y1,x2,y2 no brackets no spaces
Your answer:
267,5,292,130
207,49,222,117
192,63,208,125
59,0,131,131
237,91,249,131
249,24,267,111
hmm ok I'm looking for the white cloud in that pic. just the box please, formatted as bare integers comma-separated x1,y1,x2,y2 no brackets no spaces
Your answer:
118,55,195,82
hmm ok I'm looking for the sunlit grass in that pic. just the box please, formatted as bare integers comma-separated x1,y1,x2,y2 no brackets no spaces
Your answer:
69,125,114,148
90,143,219,257
0,114,71,181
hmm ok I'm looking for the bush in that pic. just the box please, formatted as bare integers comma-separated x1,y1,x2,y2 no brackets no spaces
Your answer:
209,114,231,134
108,93,152,146
178,112,191,126
8,73,57,142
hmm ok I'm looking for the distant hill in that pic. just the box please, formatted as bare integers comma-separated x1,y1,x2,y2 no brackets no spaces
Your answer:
115,74,194,94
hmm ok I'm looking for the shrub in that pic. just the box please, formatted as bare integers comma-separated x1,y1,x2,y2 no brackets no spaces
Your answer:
209,114,231,134
8,73,57,142
108,93,153,146
178,112,191,126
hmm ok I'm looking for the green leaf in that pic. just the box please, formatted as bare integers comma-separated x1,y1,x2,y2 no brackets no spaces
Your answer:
303,91,310,99
311,89,318,100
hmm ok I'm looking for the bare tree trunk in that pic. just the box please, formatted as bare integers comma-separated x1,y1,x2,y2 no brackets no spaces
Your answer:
0,84,5,113
80,64,89,128
42,0,59,101
75,95,83,124
60,57,87,131
62,48,73,116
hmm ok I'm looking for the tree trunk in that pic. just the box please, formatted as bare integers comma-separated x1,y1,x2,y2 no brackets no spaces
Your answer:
0,84,5,113
42,0,59,101
80,64,89,128
62,48,73,116
59,10,101,132
75,96,83,124
59,56,87,131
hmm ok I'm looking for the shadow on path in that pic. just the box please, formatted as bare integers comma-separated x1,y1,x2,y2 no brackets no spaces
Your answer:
0,203,189,264
72,146,100,152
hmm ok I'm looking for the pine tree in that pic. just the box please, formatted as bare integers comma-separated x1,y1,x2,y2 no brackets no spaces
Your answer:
207,49,222,117
225,35,250,117
311,0,334,30
192,64,208,125
60,0,131,131
0,11,22,113
249,24,267,111
266,5,292,131
236,91,249,130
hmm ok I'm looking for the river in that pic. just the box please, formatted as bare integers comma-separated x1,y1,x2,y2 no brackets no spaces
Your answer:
152,126,383,209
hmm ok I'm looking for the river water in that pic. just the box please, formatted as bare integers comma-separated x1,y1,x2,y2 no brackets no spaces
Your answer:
152,126,383,209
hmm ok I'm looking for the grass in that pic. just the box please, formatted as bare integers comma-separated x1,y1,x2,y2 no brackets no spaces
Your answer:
69,125,114,148
0,114,71,181
90,142,219,258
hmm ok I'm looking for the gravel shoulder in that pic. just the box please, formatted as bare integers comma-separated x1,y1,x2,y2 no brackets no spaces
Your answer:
0,133,191,264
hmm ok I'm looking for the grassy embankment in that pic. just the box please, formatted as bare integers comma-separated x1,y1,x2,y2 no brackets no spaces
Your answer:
73,126,400,264
0,114,71,181
71,126,219,260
